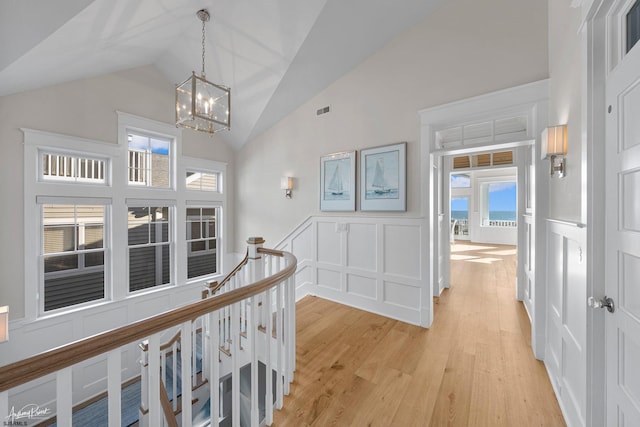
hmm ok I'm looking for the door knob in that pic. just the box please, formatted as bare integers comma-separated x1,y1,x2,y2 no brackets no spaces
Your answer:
588,296,615,313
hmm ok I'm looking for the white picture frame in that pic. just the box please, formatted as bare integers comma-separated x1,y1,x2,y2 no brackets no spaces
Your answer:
360,142,406,211
320,151,356,211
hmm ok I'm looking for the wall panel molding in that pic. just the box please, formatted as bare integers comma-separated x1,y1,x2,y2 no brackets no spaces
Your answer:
275,215,429,326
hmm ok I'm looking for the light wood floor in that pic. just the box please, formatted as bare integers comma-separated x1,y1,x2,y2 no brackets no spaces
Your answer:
273,242,565,426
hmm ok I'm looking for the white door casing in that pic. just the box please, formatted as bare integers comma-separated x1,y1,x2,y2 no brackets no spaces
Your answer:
605,29,640,425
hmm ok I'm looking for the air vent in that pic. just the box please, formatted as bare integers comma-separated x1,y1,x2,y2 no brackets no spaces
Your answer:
316,105,331,116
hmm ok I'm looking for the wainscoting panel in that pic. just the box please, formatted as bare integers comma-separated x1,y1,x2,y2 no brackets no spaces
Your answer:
346,223,377,272
346,273,377,300
275,216,428,326
83,305,128,338
383,280,420,310
383,224,421,279
544,220,587,427
291,222,313,263
317,221,341,266
523,215,534,320
317,268,342,291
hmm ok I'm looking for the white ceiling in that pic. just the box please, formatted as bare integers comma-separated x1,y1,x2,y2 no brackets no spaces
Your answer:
0,0,443,149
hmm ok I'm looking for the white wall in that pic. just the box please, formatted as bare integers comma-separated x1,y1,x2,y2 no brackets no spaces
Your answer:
545,2,590,425
235,0,549,251
548,1,583,222
0,65,236,320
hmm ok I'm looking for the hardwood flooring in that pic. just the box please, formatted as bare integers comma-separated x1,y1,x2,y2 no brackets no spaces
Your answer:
273,242,565,426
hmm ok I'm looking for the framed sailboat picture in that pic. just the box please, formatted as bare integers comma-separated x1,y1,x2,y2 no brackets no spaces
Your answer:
360,142,406,211
320,151,356,211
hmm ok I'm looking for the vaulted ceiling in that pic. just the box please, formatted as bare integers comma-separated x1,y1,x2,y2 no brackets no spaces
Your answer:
0,0,444,148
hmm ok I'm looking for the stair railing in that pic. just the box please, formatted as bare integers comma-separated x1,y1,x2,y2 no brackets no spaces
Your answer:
0,237,296,427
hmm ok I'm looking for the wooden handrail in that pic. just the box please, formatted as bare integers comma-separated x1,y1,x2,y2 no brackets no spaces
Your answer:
257,247,284,257
210,249,249,295
0,251,296,392
159,378,179,427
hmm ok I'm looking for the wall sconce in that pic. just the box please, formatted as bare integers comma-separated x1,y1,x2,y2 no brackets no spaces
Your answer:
541,125,567,178
280,177,293,198
0,306,8,343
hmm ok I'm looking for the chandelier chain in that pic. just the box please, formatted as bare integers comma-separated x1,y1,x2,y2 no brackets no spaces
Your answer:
201,16,206,78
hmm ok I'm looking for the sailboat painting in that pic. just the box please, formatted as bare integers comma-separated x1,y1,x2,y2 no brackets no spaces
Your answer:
320,151,356,211
360,142,406,211
324,158,349,200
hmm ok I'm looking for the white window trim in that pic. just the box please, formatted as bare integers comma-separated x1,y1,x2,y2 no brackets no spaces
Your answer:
125,201,176,295
37,198,111,316
185,206,220,283
23,114,228,320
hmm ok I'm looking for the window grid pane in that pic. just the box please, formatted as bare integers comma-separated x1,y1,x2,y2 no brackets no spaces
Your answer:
42,204,106,311
128,205,172,292
128,133,171,188
42,153,105,183
186,207,218,279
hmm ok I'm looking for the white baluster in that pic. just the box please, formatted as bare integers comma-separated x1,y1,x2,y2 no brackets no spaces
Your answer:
181,321,193,426
276,282,283,409
139,341,149,427
250,294,259,426
209,310,220,427
148,334,162,427
265,287,273,425
231,301,240,427
172,342,177,412
192,320,198,385
108,349,122,427
289,271,296,374
56,367,72,427
284,278,291,395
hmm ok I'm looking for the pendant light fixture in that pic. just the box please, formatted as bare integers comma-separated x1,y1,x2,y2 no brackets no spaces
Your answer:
176,9,231,134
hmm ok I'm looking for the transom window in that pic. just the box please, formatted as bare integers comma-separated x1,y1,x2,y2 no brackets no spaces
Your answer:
186,171,220,192
128,133,171,188
41,151,106,184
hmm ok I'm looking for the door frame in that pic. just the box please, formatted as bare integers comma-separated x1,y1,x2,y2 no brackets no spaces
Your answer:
581,0,620,425
419,79,549,357
440,155,524,288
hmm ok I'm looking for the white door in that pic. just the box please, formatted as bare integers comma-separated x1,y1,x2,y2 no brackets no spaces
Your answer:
604,29,640,425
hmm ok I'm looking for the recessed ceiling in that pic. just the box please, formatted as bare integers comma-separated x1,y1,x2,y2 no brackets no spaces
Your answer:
0,0,444,149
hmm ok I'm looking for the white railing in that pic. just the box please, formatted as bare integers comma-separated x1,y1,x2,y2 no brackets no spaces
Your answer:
485,219,517,227
0,237,296,427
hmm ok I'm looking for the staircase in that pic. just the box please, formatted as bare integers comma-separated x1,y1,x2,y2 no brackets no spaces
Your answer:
0,237,297,427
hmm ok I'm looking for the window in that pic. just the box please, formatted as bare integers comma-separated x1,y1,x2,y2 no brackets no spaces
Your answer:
42,203,106,312
186,171,220,192
451,174,471,188
480,182,517,227
128,206,172,292
186,207,219,279
128,133,171,188
452,150,514,170
25,116,225,318
628,0,640,53
41,151,106,183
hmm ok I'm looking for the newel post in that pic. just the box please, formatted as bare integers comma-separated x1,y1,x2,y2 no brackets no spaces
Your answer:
247,237,265,284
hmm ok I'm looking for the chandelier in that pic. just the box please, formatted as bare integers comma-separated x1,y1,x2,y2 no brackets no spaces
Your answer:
176,9,231,134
